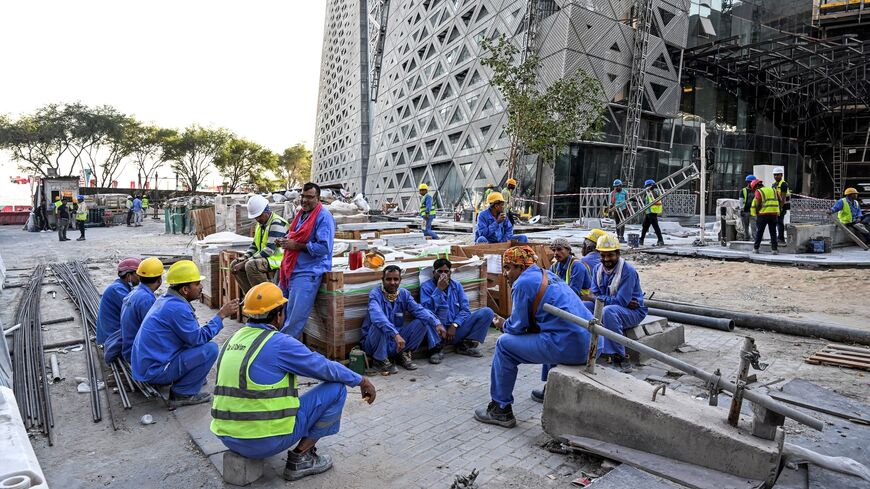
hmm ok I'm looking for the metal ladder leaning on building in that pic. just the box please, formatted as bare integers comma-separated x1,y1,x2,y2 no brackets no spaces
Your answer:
612,164,701,229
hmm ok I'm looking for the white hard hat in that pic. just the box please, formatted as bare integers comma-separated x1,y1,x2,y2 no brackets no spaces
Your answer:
247,194,269,218
773,166,784,174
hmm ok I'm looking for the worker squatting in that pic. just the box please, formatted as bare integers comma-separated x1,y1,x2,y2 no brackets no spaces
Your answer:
93,182,650,481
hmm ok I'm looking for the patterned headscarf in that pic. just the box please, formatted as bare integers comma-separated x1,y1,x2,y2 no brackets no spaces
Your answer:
503,246,538,267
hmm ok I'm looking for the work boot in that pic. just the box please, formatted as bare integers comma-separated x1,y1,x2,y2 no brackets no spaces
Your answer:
656,240,665,246
474,401,517,428
371,358,397,376
753,248,760,254
530,385,546,403
429,349,444,364
283,447,333,481
772,250,779,255
611,354,633,374
456,340,483,358
77,237,85,241
397,351,417,370
169,391,212,407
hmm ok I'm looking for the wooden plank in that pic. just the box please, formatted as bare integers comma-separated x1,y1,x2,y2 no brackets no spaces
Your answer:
818,346,870,360
812,351,870,363
833,218,870,250
824,344,870,356
807,356,870,370
769,391,870,425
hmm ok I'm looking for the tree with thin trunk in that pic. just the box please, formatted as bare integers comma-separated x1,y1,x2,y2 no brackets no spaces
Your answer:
162,125,230,191
77,106,137,187
214,137,279,192
127,123,175,189
278,143,312,189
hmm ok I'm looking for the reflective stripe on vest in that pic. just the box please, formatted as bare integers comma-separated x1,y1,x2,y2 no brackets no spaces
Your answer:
645,193,662,214
253,213,287,270
142,198,149,209
757,187,780,215
210,327,299,439
75,204,87,221
837,198,854,224
420,194,434,217
773,180,790,198
550,257,576,284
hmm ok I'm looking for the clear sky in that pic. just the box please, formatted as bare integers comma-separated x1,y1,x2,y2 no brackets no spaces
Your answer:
0,0,326,203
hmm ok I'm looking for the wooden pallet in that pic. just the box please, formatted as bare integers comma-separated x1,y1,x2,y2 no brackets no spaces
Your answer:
807,344,870,370
334,226,410,240
218,250,244,321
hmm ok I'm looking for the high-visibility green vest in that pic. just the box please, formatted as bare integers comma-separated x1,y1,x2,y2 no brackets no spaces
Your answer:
75,202,88,221
210,327,299,439
54,201,62,214
420,194,434,217
753,187,780,216
837,198,854,224
551,257,588,296
645,192,662,215
142,197,149,209
253,213,287,270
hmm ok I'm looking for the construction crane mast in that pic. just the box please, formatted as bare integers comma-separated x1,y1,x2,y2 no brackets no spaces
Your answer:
620,0,654,187
369,0,391,102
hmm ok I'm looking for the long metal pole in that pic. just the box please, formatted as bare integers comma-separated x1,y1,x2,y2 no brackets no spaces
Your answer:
586,300,604,374
542,303,824,431
647,307,734,332
698,122,707,246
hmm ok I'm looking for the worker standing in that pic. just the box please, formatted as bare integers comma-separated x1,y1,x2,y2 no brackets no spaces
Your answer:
418,183,439,239
474,246,598,427
583,234,647,373
96,258,141,345
231,195,289,295
132,260,239,407
211,283,376,481
639,180,665,246
475,193,528,244
73,195,88,241
751,179,782,254
772,167,790,244
739,175,757,241
831,188,870,244
276,182,335,338
118,257,164,363
482,183,495,210
608,179,629,243
126,195,134,227
56,198,71,242
501,178,518,224
548,238,592,300
142,194,150,217
132,195,144,227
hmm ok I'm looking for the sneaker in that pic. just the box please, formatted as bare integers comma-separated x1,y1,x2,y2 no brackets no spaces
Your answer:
772,250,779,255
474,401,517,428
397,351,417,370
429,350,444,364
283,447,333,481
169,391,212,407
372,358,397,376
77,237,85,241
530,386,545,403
456,340,483,358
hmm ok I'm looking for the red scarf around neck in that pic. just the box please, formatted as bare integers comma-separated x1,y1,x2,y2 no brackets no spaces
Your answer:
279,202,322,288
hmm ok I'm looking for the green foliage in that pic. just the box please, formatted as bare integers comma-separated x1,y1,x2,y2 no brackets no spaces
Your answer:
162,125,231,191
126,123,176,188
278,143,312,188
214,137,279,192
480,35,606,173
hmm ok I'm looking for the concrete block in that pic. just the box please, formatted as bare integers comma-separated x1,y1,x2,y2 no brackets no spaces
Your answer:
222,451,264,486
542,366,781,482
627,324,685,364
624,326,646,340
642,315,666,336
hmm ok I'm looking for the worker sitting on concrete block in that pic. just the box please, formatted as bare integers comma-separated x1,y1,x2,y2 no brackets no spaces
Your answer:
211,282,376,482
231,195,289,295
831,187,870,244
117,257,164,363
132,260,239,408
420,257,494,359
583,234,648,373
474,246,598,428
475,192,528,244
96,258,141,345
548,237,592,300
360,265,446,375
580,228,605,276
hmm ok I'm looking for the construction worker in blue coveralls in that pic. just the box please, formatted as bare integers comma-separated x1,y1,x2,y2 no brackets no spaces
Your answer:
580,229,606,278
548,237,592,300
608,179,629,243
418,183,439,239
96,257,141,345
132,260,239,407
475,246,598,428
117,257,164,363
360,265,446,375
211,282,377,481
583,234,647,374
420,257,495,359
475,192,528,244
831,187,870,243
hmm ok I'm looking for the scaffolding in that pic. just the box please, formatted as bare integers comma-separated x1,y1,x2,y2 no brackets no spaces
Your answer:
619,0,655,188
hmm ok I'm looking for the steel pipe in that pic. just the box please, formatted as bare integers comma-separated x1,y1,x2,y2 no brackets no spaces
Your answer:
648,308,735,332
647,299,870,346
542,303,825,431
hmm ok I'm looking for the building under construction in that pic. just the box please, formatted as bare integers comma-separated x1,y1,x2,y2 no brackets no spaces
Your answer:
312,0,870,218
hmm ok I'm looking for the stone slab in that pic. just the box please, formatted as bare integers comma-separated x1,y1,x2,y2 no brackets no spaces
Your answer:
172,401,228,457
625,326,647,340
643,316,666,336
628,324,685,363
541,366,782,482
588,464,683,489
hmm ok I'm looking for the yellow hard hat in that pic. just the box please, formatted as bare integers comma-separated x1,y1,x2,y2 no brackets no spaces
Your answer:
166,260,205,285
487,192,505,204
506,178,517,186
242,282,288,319
844,187,858,196
596,233,621,252
585,228,607,244
136,257,164,278
418,183,429,191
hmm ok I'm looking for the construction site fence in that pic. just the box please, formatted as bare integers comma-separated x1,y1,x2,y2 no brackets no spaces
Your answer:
552,187,697,220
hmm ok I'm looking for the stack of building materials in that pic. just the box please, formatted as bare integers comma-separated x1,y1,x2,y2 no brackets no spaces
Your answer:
335,222,410,240
192,232,252,308
214,194,294,236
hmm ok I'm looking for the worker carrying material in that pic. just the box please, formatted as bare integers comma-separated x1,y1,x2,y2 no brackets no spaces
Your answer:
475,192,528,244
831,188,870,244
548,237,592,300
582,234,647,373
639,180,664,246
211,282,376,481
474,246,599,427
96,258,141,345
608,179,629,243
231,195,290,295
751,179,782,254
418,183,439,239
501,178,518,224
132,260,239,408
276,182,335,338
420,258,494,359
739,175,757,240
114,257,165,364
360,265,445,375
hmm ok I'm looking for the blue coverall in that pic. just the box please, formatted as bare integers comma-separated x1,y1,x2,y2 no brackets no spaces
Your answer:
281,207,335,337
420,278,493,345
550,257,592,297
217,323,362,459
360,287,441,361
583,259,648,357
475,208,528,244
491,265,598,407
120,284,157,363
131,289,222,396
421,194,440,239
96,278,133,345
581,251,601,277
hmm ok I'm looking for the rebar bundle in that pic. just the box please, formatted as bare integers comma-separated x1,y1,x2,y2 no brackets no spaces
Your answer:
11,265,55,445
